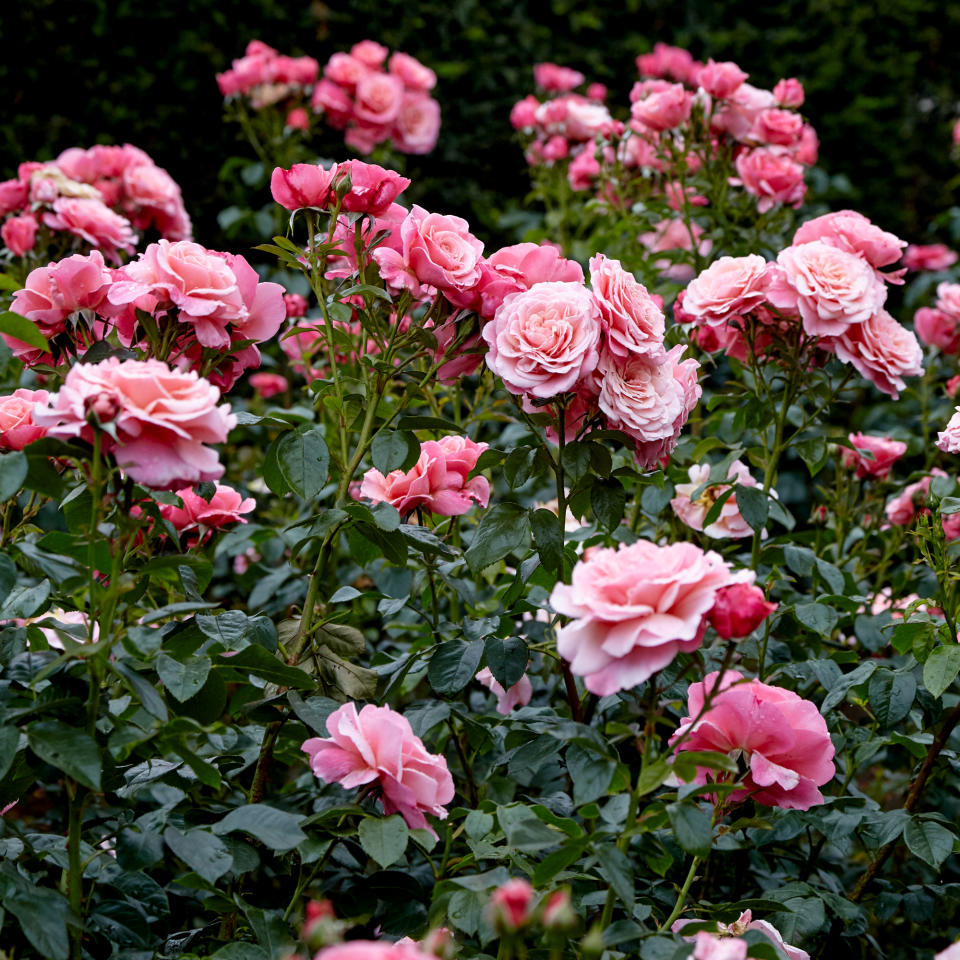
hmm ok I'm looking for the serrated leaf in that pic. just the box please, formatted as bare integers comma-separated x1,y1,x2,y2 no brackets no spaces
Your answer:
213,804,306,851
736,485,768,533
903,817,955,868
358,814,409,868
484,636,527,689
28,720,101,790
464,502,530,573
276,426,329,499
156,653,211,702
164,826,233,883
428,638,484,695
923,644,960,698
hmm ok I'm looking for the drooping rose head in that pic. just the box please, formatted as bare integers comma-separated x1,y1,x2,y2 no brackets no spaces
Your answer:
840,432,907,480
302,701,454,833
589,254,665,361
697,59,748,99
682,254,770,328
483,281,601,398
672,671,835,810
733,148,806,213
551,539,744,695
0,389,49,450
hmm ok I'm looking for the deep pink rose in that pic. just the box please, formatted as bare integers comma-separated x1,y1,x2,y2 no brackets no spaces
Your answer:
533,62,585,92
248,372,289,398
311,78,354,127
840,432,907,480
773,78,805,107
160,483,255,532
1,213,38,256
709,583,778,639
391,93,441,154
482,281,601,398
733,148,806,213
33,357,235,489
697,59,748,99
0,389,49,449
631,83,691,131
270,162,338,210
43,197,136,260
338,160,411,215
670,460,766,539
793,210,906,280
915,306,960,353
303,701,454,832
566,149,601,190
121,163,193,240
316,943,427,960
682,255,770,327
389,51,437,91
831,308,923,398
510,95,540,130
487,879,535,932
0,179,28,217
885,472,942,526
589,254,665,360
551,540,743,695
475,667,533,715
904,243,958,272
672,670,836,810
775,241,886,338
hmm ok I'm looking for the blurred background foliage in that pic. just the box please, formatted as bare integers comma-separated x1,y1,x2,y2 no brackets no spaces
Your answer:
3,0,960,250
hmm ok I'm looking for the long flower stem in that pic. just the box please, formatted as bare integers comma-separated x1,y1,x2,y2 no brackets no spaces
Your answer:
658,855,702,931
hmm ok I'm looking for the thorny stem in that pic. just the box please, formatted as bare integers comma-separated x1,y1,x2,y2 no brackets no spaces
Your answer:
658,855,703,931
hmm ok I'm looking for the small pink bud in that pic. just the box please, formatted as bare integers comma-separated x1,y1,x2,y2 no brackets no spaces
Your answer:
709,583,777,639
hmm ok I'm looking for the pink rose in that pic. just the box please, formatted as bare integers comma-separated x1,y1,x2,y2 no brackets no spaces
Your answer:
551,540,743,695
511,95,540,130
351,40,389,68
1,212,38,256
283,293,309,318
249,372,289,398
638,218,712,284
285,107,309,131
935,945,960,960
43,197,136,260
303,701,454,832
315,943,427,960
566,149,601,190
270,162,339,210
832,309,923,398
353,72,404,127
475,667,533,715
0,179,28,217
732,148,806,213
711,83,777,141
533,62,585,92
33,357,235,489
391,93,441,154
697,59,748,99
630,83,691,131
672,670,836,810
709,583,778,639
939,408,960,454
682,254,770,327
773,78,805,107
324,52,370,89
840,432,907,480
589,254,665,361
903,243,957,272
936,282,960,319
389,51,437,91
160,483,255,532
670,460,766,539
0,389,49,449
338,160,411,215
311,78,354,127
478,242,584,319
360,434,490,517
121,163,192,240
775,241,887,338
751,108,803,148
915,306,960,353
793,210,906,280
487,879,534,932
541,135,570,161
948,375,960,398
636,43,697,83
884,471,945,526
794,124,819,165
482,281,601,398
675,911,809,960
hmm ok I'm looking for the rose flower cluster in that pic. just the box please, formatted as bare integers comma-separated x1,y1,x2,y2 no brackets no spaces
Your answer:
680,210,923,398
0,143,192,262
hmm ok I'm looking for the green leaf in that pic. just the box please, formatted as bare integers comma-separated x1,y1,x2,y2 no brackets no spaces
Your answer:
567,743,616,805
736,485,768,533
868,669,917,727
0,311,48,352
371,431,417,473
0,580,50,620
594,842,634,912
561,441,593,482
666,801,714,858
795,436,828,476
218,644,315,689
164,826,233,883
0,451,28,502
903,817,956,868
0,726,19,781
0,866,72,960
591,478,627,530
464,502,530,573
795,602,839,636
497,804,562,851
923,644,960,698
213,804,306,851
530,507,563,573
636,758,670,796
0,553,15,606
428,638,484,695
532,839,590,886
358,814,409,868
503,446,537,488
157,653,211,702
484,636,527,689
276,425,329,499
28,720,101,791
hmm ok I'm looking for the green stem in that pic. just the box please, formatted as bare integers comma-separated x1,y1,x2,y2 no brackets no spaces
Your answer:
658,855,702,931
67,784,85,960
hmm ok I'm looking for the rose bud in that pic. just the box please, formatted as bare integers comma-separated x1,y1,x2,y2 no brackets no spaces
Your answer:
542,889,578,932
486,878,534,934
709,583,778,639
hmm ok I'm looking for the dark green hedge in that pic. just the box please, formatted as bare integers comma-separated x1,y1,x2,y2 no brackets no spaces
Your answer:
3,0,959,247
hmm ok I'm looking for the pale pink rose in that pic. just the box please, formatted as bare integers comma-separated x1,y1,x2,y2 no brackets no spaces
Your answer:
475,667,533,714
696,59,748,99
630,83,691,131
692,933,747,960
478,242,584,319
482,281,601,398
884,471,944,526
793,211,906,281
0,389,49,449
936,945,960,960
534,62,585,92
751,108,803,147
43,197,136,260
324,52,370,89
682,254,770,327
710,583,778,639
487,879,534,932
121,163,193,240
840,432,907,480
733,148,806,212
775,241,886,337
638,218,712,284
670,460,766,539
353,72,404,127
939,408,960,454
360,434,490,517
936,282,960,319
832,309,923,398
711,83,777,141
510,95,540,130
249,372,289,398
160,483,255,532
672,670,835,810
773,78,805,108
389,51,437,91
903,243,957,272
391,93,441,154
303,701,454,832
281,321,325,380
351,40,389,68
560,97,615,141
1,212,38,256
33,357,235,489
316,942,427,960
551,540,743,695
13,608,98,650
270,162,339,210
589,254,665,360
915,306,960,353
675,911,809,960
